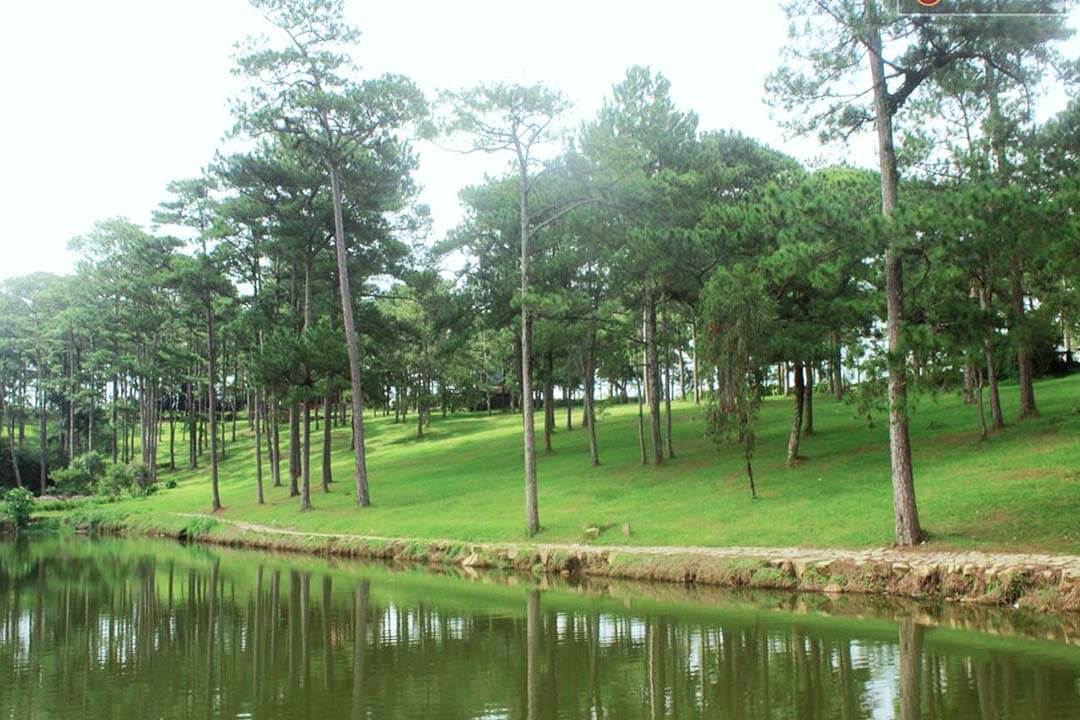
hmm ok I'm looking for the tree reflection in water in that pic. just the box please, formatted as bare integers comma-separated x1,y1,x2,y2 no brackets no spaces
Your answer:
0,539,1078,719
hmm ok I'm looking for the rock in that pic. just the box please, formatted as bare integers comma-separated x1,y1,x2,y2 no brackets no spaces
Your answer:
892,563,911,574
461,553,483,568
583,526,601,540
823,583,843,594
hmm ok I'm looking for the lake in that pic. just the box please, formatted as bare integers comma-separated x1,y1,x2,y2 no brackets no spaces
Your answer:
1,537,1078,719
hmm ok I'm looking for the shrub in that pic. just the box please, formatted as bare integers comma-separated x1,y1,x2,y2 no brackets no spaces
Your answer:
95,462,150,498
164,478,177,490
51,451,107,496
2,488,35,529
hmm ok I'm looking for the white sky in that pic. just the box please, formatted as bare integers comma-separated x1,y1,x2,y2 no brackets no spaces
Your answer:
0,0,1076,280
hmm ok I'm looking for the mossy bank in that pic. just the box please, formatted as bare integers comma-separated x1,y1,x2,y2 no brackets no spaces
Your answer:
59,507,1080,616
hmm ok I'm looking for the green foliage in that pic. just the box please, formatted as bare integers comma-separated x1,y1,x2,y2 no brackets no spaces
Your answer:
95,462,151,499
51,451,106,496
2,487,35,528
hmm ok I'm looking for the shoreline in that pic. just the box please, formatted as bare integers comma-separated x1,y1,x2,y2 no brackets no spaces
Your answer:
59,509,1080,615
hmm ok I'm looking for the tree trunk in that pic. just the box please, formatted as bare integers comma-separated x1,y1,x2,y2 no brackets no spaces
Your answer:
1010,257,1037,418
643,293,663,465
517,163,539,537
38,364,47,494
691,321,701,404
255,392,265,505
270,394,282,488
300,401,311,511
328,163,370,508
188,379,197,469
1,387,22,488
543,352,554,454
803,366,814,436
169,406,176,470
980,287,1005,430
786,363,805,467
637,378,647,466
322,392,332,492
975,369,989,440
208,308,221,512
564,385,572,431
664,349,674,460
868,16,922,546
831,330,844,400
583,339,599,467
289,403,300,496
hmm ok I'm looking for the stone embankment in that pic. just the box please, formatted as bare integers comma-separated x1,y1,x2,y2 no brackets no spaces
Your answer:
77,512,1080,615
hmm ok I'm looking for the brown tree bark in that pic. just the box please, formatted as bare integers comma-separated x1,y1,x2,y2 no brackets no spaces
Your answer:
517,158,539,536
980,287,1005,430
543,352,554,453
300,401,312,511
328,163,370,507
208,308,221,512
288,402,300,497
868,15,922,545
1010,257,1038,418
643,293,663,465
583,339,599,467
831,329,844,400
255,391,265,505
786,363,805,467
803,366,814,436
322,393,332,492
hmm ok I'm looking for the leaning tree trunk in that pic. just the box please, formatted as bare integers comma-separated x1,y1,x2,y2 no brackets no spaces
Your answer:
328,163,370,508
208,307,221,512
803,366,814,436
869,19,922,546
786,363,805,467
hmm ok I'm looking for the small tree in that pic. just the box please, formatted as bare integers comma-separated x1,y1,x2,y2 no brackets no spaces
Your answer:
439,82,584,537
701,266,776,499
2,487,34,530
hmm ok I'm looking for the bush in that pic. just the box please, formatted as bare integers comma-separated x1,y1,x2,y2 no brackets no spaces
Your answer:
164,478,177,490
2,488,35,528
51,451,107,496
94,462,150,498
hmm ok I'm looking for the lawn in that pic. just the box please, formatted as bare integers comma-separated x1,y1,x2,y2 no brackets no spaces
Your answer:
84,373,1080,554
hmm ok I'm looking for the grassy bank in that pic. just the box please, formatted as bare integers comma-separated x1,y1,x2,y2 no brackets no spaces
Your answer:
49,373,1080,554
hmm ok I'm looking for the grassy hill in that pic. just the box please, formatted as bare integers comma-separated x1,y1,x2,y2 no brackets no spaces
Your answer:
70,374,1080,554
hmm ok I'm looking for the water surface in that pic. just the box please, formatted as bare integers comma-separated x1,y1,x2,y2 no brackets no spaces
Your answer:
1,538,1078,719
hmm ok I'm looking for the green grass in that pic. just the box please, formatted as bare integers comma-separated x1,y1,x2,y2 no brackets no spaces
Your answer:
77,373,1080,554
